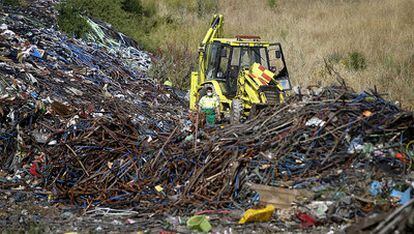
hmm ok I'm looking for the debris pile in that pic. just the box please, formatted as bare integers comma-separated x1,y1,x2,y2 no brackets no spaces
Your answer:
44,83,413,223
0,2,183,177
1,1,414,232
170,85,414,213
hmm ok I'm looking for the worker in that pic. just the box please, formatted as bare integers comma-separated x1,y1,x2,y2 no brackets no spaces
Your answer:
198,87,220,127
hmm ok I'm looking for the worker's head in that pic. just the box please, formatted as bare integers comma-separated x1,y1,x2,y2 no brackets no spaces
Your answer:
206,87,213,96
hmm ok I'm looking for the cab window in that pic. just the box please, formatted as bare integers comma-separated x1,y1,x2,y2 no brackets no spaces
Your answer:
217,46,231,79
239,47,269,69
206,42,221,80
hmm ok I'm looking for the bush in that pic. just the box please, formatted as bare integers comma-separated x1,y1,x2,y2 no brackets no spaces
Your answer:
345,51,367,71
57,2,91,38
121,0,144,15
3,0,28,7
56,0,159,39
268,0,277,8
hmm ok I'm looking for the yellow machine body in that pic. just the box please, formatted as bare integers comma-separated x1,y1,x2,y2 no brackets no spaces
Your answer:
190,14,292,121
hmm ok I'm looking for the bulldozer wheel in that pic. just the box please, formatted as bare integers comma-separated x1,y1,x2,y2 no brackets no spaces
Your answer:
230,99,242,124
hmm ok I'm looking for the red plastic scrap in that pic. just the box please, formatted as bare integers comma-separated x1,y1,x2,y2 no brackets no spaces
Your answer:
29,163,42,177
395,152,408,163
296,212,317,228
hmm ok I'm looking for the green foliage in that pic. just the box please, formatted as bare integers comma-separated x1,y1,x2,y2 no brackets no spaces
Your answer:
57,2,91,38
142,1,157,17
165,0,187,10
3,0,28,7
345,51,367,71
121,0,156,17
268,0,277,8
56,0,160,48
3,0,18,6
121,0,144,15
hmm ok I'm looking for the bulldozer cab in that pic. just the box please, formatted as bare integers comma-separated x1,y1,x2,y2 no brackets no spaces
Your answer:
204,39,291,98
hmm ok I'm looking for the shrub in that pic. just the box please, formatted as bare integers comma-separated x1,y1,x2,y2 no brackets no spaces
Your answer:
56,0,159,40
121,0,144,15
3,0,28,7
57,2,91,38
268,0,277,8
345,51,367,71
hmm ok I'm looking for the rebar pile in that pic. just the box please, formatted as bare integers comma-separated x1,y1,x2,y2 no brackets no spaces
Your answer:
39,85,413,217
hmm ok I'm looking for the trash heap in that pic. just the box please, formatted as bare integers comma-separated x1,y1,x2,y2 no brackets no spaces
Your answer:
1,1,414,231
0,2,183,180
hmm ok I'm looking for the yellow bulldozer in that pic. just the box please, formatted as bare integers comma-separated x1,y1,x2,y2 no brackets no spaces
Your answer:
189,14,292,123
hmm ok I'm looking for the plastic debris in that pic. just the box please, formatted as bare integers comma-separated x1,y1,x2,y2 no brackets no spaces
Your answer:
155,185,163,192
238,205,275,224
187,215,212,233
369,181,382,197
305,117,326,127
347,135,364,154
249,183,313,209
390,187,412,205
296,212,317,228
306,201,332,220
363,110,373,117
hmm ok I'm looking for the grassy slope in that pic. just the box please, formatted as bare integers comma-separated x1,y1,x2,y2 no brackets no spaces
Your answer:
220,0,414,108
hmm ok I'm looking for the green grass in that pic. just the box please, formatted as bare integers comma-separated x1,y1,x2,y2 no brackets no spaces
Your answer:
345,51,367,71
3,0,28,7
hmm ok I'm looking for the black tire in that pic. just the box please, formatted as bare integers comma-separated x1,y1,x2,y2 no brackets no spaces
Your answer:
230,99,243,124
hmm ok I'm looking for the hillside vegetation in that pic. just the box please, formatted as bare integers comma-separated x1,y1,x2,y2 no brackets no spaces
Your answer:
56,0,414,108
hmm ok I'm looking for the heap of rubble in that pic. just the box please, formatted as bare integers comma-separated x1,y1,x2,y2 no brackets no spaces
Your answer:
1,1,414,232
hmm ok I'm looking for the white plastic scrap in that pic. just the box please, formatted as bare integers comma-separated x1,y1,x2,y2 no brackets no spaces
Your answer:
48,140,57,145
347,135,364,154
31,130,49,144
306,201,333,219
0,24,8,30
305,117,326,127
67,115,80,128
1,29,15,37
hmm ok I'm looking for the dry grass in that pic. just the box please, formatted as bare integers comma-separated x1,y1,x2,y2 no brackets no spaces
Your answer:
149,0,414,108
